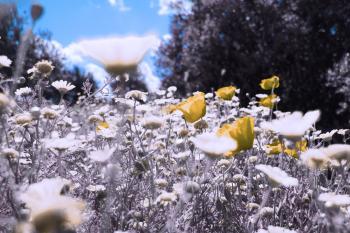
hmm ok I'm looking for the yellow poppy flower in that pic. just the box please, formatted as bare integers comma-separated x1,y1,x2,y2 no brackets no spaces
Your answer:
284,140,307,158
260,75,280,90
215,86,236,100
259,94,278,109
176,92,206,123
266,139,307,158
217,116,255,157
266,139,283,155
96,121,109,132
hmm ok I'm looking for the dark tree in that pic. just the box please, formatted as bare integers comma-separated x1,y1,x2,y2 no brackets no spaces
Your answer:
158,0,350,128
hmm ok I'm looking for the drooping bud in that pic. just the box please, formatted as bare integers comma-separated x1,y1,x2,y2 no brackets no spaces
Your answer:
31,4,44,22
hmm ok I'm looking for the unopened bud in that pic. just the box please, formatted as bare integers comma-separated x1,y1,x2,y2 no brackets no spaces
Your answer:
31,4,44,22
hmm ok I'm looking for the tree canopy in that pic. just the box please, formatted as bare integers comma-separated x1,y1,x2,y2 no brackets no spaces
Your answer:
157,0,350,128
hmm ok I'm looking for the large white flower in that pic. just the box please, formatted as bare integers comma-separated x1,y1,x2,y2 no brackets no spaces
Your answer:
44,137,80,152
322,144,350,163
318,192,350,208
78,35,159,75
261,110,320,140
190,133,237,158
52,80,75,94
300,149,329,169
0,55,12,67
19,178,85,231
255,164,298,187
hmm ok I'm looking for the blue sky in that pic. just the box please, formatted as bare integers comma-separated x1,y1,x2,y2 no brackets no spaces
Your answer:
17,0,171,46
10,0,192,90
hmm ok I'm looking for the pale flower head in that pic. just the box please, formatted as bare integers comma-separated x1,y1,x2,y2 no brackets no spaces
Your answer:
0,93,10,111
255,164,298,187
15,87,32,97
78,35,159,75
19,177,84,232
88,114,104,123
315,129,338,142
338,129,349,136
261,110,320,141
0,55,12,67
15,113,32,126
154,178,168,188
88,147,115,162
322,144,350,163
41,107,58,120
45,137,80,152
155,191,177,206
1,148,19,159
34,60,54,77
141,116,164,130
52,80,75,94
190,133,237,159
318,192,350,208
300,148,329,169
125,90,148,102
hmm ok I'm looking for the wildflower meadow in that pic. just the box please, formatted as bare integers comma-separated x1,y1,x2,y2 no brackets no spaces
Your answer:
1,2,350,233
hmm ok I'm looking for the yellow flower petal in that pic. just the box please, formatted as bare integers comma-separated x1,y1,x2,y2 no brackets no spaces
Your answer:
96,121,109,132
260,75,280,90
176,92,206,123
217,116,255,157
266,139,308,158
215,86,236,100
259,94,278,109
266,139,283,155
284,140,308,159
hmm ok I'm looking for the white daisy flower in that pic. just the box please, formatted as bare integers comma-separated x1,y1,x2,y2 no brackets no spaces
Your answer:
190,133,237,159
52,80,75,94
19,177,84,231
300,149,329,169
155,191,177,206
255,164,298,187
261,110,320,141
323,144,350,163
125,90,148,102
15,87,32,97
319,192,350,208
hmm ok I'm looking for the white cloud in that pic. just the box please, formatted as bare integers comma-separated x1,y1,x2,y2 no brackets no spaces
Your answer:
108,0,131,12
139,62,160,92
50,40,84,66
162,34,172,41
158,0,192,15
49,40,108,87
62,43,85,64
84,63,109,85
